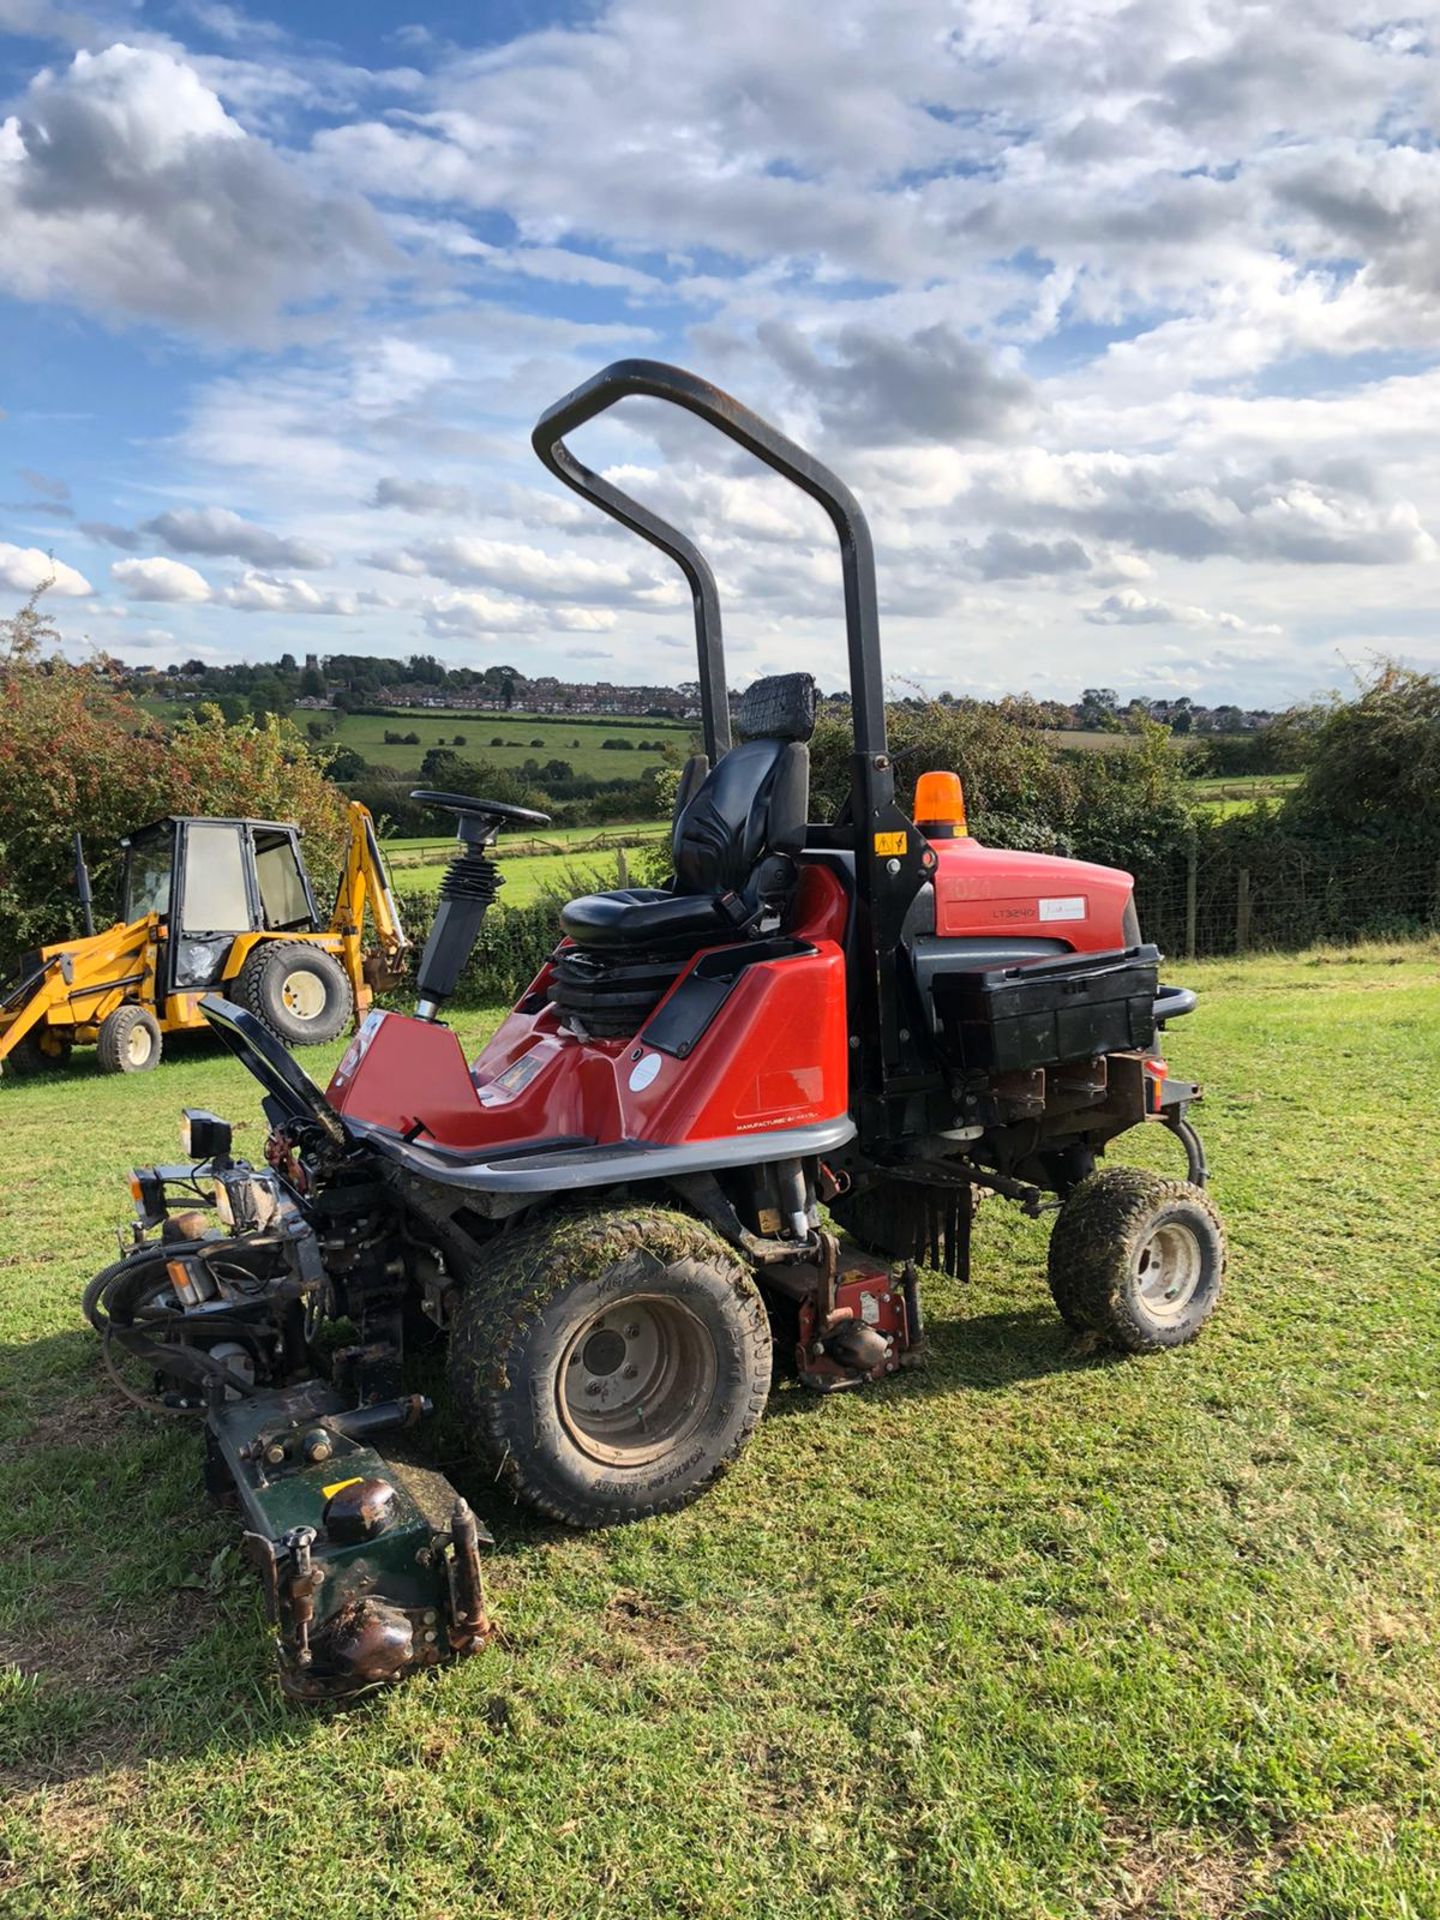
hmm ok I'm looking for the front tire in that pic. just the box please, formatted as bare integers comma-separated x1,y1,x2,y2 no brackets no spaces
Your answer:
448,1206,772,1528
1047,1168,1224,1352
96,1004,161,1074
236,942,352,1046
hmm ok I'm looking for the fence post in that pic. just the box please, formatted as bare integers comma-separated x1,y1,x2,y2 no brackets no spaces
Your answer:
1236,867,1251,953
616,846,630,888
1184,827,1198,961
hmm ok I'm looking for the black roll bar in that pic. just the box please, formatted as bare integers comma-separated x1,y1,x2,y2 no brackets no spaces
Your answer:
531,359,889,768
531,359,937,1147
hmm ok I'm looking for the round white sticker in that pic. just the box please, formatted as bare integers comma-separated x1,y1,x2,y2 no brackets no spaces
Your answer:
628,1052,662,1092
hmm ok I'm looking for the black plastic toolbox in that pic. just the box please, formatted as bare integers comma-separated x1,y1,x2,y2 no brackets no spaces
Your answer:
929,944,1160,1074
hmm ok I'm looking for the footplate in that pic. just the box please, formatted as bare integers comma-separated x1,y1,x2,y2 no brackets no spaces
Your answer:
207,1379,492,1700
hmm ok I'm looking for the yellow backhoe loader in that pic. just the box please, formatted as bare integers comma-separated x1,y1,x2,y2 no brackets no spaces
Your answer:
0,802,408,1075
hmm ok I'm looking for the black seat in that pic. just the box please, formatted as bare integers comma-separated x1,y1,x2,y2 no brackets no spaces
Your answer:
559,673,815,954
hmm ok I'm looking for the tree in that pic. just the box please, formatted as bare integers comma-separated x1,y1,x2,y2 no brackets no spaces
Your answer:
1282,663,1440,842
325,745,368,784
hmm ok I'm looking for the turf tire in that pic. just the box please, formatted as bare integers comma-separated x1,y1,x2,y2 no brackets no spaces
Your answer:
1047,1167,1224,1351
96,1004,162,1074
448,1205,772,1528
2,1032,73,1075
236,942,352,1046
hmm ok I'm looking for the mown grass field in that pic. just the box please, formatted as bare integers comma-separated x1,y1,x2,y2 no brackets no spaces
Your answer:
2,942,1438,1918
146,700,695,779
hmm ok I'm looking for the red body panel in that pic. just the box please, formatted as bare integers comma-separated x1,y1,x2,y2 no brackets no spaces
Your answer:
929,837,1132,952
324,845,1133,1154
326,864,852,1153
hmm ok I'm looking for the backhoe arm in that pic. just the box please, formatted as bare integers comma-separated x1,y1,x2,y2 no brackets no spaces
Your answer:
331,802,410,1001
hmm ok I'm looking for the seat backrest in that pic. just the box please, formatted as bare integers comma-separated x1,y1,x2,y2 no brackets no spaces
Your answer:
671,674,814,905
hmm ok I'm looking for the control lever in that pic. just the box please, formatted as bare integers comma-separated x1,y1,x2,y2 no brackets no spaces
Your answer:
409,790,550,1020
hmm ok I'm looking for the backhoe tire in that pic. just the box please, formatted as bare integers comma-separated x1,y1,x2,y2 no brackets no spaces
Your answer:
97,1005,162,1074
236,942,352,1046
448,1205,772,1529
1047,1168,1225,1352
3,1032,73,1075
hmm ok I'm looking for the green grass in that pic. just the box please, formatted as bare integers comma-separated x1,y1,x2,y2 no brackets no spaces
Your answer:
145,701,696,779
3,941,1439,1917
1187,773,1302,819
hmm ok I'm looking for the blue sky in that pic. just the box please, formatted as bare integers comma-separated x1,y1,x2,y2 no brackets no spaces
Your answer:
1,0,1437,704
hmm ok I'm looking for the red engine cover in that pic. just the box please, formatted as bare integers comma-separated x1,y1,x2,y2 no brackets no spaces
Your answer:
929,836,1133,951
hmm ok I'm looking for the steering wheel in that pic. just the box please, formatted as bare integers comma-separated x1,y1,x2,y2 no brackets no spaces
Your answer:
410,789,552,832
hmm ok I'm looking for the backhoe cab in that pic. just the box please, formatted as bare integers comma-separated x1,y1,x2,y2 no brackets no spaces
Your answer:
1,801,406,1075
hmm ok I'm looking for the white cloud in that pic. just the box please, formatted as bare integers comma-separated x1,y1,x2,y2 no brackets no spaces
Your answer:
372,534,670,606
1083,590,1280,636
143,505,331,569
0,44,392,337
219,569,377,615
112,555,212,602
0,542,92,596
421,589,618,640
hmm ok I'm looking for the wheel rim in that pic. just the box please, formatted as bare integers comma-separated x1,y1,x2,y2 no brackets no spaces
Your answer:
125,1023,153,1066
557,1293,717,1468
280,967,327,1021
1134,1220,1203,1319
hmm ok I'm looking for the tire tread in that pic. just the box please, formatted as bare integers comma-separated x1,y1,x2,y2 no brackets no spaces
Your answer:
448,1204,770,1528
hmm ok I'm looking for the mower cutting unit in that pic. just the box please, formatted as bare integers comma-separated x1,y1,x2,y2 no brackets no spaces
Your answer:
89,361,1224,1700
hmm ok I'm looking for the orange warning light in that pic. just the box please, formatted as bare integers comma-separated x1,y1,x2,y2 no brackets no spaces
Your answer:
914,770,968,837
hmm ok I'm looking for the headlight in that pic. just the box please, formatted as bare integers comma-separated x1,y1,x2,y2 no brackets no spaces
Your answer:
174,936,230,988
181,1108,233,1161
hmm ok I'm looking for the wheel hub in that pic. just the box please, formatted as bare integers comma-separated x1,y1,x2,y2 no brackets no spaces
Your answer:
281,968,327,1021
1135,1221,1203,1319
558,1294,717,1469
125,1024,153,1066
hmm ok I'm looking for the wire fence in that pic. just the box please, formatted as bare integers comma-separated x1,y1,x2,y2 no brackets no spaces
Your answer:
1135,837,1440,959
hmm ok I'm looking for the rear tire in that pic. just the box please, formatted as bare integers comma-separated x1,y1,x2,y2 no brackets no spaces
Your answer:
96,1005,162,1074
236,943,352,1046
1047,1168,1224,1351
448,1205,772,1528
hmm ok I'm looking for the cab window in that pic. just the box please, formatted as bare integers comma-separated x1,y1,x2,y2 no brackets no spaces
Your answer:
254,831,313,930
124,835,173,922
180,824,251,932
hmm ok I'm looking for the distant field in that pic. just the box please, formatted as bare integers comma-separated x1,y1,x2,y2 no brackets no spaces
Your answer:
145,700,696,779
381,822,665,905
1187,772,1300,818
1043,728,1143,751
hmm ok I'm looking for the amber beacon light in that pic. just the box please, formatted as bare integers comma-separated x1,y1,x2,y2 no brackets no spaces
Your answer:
914,770,968,838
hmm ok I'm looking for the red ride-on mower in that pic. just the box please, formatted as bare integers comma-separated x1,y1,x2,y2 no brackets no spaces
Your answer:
88,361,1223,1699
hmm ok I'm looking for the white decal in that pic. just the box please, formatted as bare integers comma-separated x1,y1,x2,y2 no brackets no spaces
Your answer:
628,1052,662,1092
1038,895,1087,923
